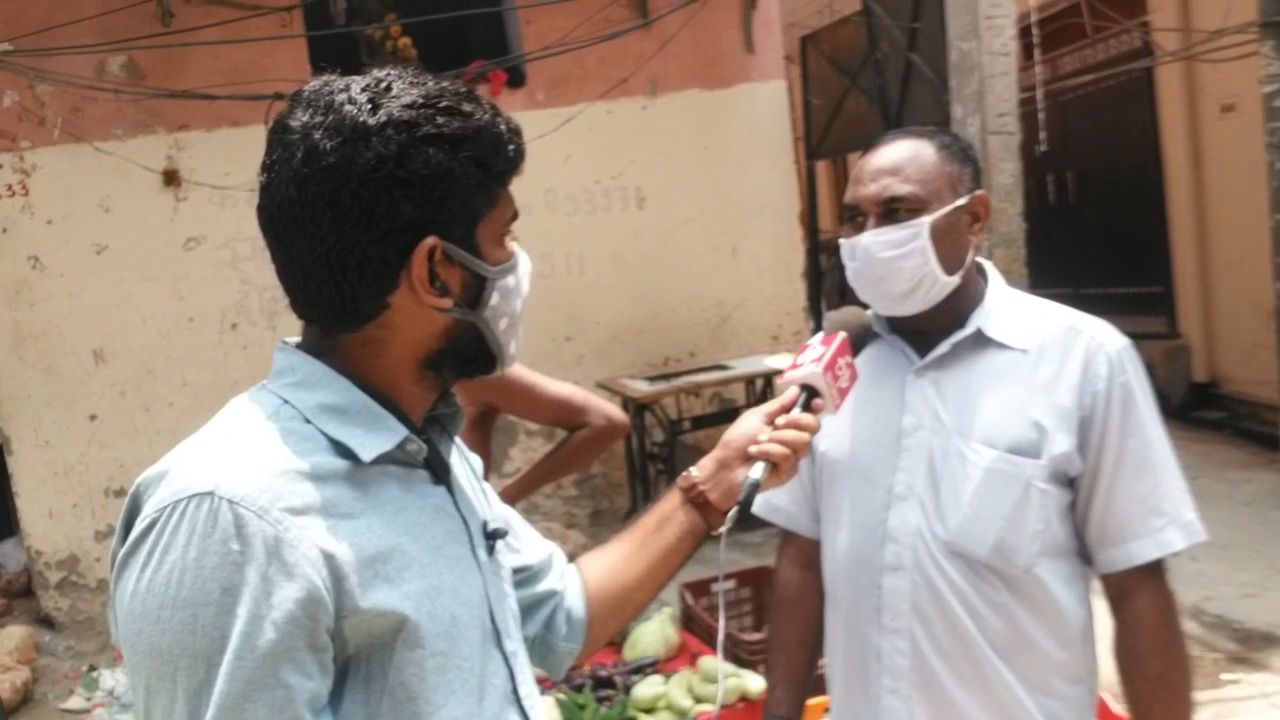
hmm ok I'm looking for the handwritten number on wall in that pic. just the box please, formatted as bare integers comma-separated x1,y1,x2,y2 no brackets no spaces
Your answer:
2,181,30,200
536,186,647,217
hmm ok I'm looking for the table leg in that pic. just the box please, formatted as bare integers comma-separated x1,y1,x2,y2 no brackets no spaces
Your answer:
623,402,649,518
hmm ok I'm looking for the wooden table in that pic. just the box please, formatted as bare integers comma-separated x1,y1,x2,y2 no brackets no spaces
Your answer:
598,354,789,516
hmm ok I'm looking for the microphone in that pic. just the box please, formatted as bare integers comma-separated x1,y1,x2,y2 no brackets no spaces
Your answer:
822,305,876,352
483,520,509,556
734,328,861,515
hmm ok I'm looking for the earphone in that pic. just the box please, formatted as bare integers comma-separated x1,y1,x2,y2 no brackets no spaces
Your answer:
428,264,451,296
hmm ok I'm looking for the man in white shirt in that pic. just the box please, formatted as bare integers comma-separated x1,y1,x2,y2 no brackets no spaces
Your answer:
755,126,1207,720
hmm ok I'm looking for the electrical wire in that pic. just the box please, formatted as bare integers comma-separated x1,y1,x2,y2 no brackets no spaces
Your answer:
4,0,704,188
2,1,313,57
1021,33,1264,103
446,0,700,80
0,0,574,59
0,0,696,104
1028,11,1260,42
546,0,623,46
1,0,152,44
525,0,707,144
8,97,261,191
0,58,286,101
1016,15,1265,105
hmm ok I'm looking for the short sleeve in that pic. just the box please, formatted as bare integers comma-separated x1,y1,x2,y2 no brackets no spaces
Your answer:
1075,341,1208,574
492,495,589,679
752,454,821,540
110,493,336,720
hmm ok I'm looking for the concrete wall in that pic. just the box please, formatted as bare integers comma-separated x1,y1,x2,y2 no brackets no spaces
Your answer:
0,0,809,638
947,0,1027,286
1147,0,1280,406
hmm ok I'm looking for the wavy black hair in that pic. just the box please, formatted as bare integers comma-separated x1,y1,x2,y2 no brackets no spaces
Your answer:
257,65,525,334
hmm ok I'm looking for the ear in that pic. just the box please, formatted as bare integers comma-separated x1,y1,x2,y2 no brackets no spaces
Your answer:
405,236,459,311
966,190,992,244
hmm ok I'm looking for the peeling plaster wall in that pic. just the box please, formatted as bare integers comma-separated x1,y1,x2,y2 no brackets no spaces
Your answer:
0,80,808,634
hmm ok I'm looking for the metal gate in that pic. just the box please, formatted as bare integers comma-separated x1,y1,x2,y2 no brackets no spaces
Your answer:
799,0,950,328
1018,1,1177,337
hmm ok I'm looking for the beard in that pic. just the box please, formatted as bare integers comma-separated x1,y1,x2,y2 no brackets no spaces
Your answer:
421,318,498,385
421,268,497,385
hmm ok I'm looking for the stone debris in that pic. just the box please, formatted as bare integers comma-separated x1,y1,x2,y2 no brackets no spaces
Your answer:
0,625,38,666
0,624,39,713
59,665,133,718
0,656,32,712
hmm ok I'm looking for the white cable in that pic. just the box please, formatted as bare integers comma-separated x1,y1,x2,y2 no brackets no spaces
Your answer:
712,521,729,717
710,505,739,720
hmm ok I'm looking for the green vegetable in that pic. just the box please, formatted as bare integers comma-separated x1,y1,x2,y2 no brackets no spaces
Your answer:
622,607,682,662
687,702,716,720
689,674,743,706
651,710,679,720
544,694,565,720
737,668,768,700
695,655,739,682
556,689,631,720
629,674,668,711
665,670,696,716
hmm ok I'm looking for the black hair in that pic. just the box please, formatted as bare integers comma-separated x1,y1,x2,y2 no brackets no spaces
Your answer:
256,65,525,334
865,126,983,194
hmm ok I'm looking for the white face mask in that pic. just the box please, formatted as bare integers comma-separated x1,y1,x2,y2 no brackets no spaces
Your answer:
838,193,976,317
441,243,533,373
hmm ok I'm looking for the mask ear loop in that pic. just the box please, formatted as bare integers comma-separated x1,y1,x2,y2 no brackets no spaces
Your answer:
924,192,979,280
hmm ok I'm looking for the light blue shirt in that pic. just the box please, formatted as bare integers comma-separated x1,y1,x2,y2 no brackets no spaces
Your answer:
110,342,588,720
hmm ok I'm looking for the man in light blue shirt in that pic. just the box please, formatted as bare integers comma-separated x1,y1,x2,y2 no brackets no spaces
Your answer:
109,66,820,720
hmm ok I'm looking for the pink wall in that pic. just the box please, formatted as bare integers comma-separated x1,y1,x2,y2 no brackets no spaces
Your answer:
0,0,785,151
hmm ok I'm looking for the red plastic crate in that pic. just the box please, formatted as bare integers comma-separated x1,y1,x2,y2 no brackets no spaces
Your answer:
679,565,773,673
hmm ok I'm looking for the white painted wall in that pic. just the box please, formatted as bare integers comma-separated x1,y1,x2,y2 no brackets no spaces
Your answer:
0,79,808,630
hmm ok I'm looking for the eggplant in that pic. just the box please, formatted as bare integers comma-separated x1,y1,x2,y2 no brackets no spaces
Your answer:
616,656,661,676
565,675,590,693
594,688,618,706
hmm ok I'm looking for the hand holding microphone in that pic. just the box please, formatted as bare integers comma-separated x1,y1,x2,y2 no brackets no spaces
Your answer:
684,386,823,526
685,324,864,531
736,330,858,514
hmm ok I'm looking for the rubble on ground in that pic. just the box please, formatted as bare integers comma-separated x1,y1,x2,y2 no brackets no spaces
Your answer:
59,663,134,718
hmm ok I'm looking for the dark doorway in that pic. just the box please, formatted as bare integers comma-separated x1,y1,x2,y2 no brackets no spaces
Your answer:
0,450,18,541
1018,0,1176,336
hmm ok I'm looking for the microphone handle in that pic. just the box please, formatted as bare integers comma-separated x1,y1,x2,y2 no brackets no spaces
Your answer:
735,385,819,514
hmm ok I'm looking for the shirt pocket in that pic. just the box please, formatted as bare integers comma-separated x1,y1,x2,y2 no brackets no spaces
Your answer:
939,437,1067,572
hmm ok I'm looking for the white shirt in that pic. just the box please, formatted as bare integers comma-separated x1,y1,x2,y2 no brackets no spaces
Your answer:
754,260,1207,720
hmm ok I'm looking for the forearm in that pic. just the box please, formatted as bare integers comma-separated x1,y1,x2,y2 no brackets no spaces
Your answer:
764,534,824,720
499,424,623,505
572,458,719,660
1109,567,1192,720
570,385,819,664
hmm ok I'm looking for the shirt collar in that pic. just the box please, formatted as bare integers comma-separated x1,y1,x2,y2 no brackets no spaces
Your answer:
868,257,1035,352
968,258,1035,350
264,341,466,463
